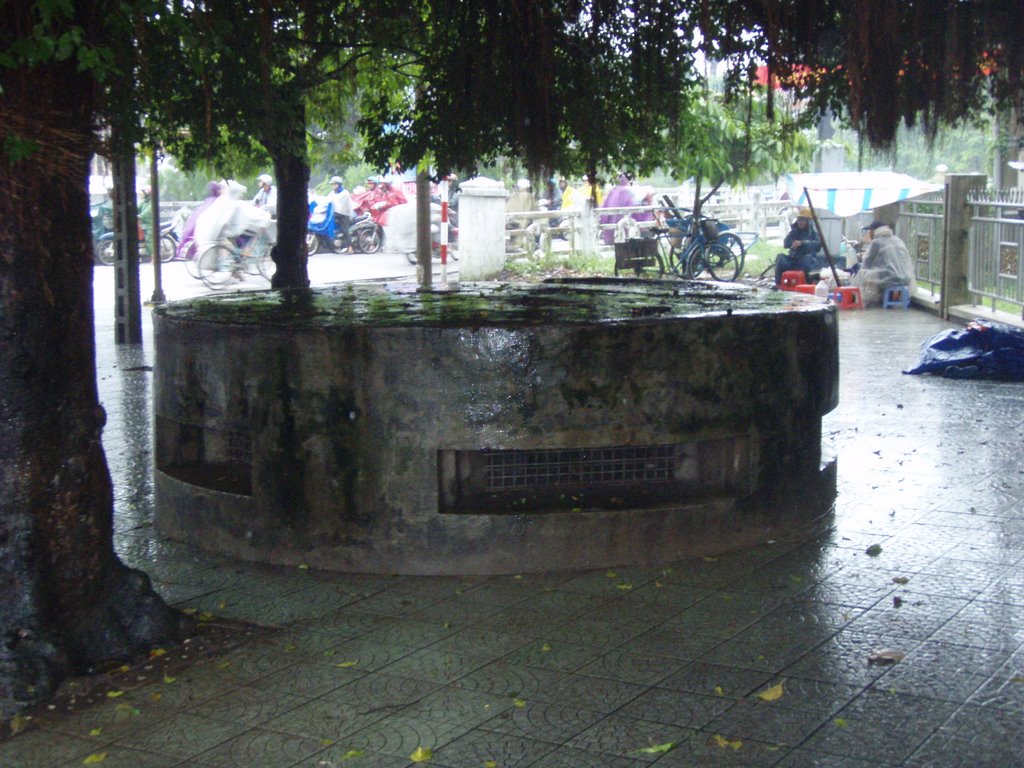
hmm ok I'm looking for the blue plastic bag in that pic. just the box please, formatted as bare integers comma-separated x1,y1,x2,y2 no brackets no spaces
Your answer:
904,320,1024,380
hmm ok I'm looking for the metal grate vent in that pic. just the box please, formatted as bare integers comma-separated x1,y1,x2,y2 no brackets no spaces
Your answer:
227,430,253,466
438,436,753,515
484,446,675,490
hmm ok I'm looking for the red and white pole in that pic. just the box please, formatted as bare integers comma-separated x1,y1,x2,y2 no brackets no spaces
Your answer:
439,178,449,266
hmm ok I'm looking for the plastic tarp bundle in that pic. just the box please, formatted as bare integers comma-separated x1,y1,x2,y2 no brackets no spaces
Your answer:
904,320,1024,380
308,198,335,238
783,172,942,217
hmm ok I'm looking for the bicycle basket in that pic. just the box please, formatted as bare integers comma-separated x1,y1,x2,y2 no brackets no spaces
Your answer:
700,219,720,242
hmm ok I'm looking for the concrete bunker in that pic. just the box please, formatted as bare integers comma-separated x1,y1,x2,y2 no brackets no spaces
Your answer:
153,278,838,575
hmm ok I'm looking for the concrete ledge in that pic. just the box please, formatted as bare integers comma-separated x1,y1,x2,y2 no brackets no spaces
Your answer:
153,278,839,575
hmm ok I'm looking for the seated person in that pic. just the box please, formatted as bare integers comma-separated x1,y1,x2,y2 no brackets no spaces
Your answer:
775,208,823,284
852,220,915,306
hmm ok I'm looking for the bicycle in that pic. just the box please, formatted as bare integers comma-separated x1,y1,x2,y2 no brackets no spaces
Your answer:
654,196,746,281
195,232,276,290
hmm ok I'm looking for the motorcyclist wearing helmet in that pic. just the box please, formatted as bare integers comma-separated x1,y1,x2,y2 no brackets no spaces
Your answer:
328,175,354,253
365,176,407,227
253,173,277,218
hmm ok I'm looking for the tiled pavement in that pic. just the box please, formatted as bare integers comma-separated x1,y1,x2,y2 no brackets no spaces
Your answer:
2,292,1023,767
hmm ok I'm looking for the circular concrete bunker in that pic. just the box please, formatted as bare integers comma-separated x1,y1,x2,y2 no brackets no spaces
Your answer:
153,278,838,575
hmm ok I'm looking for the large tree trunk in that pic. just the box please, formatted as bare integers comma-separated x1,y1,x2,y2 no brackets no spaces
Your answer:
0,2,188,719
268,97,311,290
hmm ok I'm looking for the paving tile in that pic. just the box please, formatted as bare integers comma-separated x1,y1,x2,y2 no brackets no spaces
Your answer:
624,626,723,661
428,727,558,768
535,672,647,712
0,729,98,768
647,728,786,766
57,745,189,768
288,743,410,767
376,648,490,686
801,689,959,765
774,748,896,767
332,713,472,760
927,599,1024,650
703,697,835,748
574,648,684,686
502,637,607,672
183,685,308,728
903,703,1024,768
424,626,533,661
245,660,363,698
544,615,651,648
780,629,923,688
479,698,606,743
398,686,512,728
324,671,443,713
616,686,735,729
658,660,774,699
528,744,640,767
112,711,248,760
965,651,1024,714
567,713,690,763
877,640,1012,703
191,727,326,767
306,638,419,672
662,591,783,639
258,696,391,741
448,660,567,700
557,568,660,595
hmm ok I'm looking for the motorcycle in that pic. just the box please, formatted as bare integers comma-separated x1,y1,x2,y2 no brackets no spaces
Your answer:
403,204,458,265
305,201,383,255
94,218,178,266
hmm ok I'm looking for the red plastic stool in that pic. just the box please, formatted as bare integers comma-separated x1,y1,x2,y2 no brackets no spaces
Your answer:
794,284,816,294
829,286,863,310
780,270,806,291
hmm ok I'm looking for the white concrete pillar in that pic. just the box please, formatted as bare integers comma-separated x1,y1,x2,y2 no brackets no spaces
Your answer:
458,176,508,281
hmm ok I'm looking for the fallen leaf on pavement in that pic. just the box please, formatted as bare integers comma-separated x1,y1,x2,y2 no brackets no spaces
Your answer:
410,746,432,762
755,681,785,702
867,649,905,665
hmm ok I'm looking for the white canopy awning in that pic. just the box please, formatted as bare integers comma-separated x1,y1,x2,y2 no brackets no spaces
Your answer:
783,171,942,218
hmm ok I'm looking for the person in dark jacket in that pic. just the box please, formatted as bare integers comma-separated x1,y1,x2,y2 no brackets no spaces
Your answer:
775,207,823,284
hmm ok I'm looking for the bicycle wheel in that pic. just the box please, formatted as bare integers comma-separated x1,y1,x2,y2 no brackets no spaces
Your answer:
159,233,177,263
257,251,276,282
665,243,691,277
701,241,741,281
95,237,115,266
185,246,202,279
716,232,745,278
198,243,237,289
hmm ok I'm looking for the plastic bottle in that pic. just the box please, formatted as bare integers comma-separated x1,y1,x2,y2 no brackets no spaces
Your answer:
814,277,830,298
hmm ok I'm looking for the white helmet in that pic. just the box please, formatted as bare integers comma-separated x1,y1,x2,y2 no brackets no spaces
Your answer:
258,174,273,186
330,176,343,185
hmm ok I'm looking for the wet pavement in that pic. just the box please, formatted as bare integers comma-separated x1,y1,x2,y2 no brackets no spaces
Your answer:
2,274,1023,766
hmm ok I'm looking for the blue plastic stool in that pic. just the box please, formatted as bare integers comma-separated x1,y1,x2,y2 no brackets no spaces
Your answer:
883,284,911,309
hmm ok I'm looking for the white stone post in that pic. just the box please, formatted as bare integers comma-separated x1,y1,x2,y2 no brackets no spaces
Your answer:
458,176,508,281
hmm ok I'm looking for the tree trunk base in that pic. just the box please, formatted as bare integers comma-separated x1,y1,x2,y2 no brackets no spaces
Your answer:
1,563,192,720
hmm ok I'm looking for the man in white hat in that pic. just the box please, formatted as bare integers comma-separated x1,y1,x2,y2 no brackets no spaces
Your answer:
253,173,277,218
328,176,354,252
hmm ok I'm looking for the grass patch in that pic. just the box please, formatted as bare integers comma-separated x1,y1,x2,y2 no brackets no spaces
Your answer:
502,249,616,279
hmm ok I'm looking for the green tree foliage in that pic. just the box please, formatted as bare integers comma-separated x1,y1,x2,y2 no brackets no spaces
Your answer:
667,87,813,201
